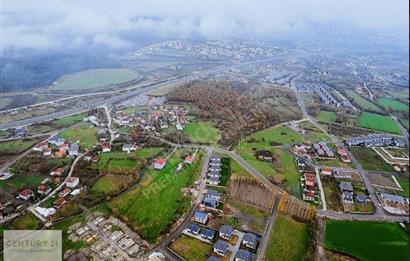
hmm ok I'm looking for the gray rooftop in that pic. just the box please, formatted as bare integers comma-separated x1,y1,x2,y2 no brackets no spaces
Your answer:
339,181,353,192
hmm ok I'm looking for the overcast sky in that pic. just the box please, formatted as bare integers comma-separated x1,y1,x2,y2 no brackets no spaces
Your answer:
2,0,409,50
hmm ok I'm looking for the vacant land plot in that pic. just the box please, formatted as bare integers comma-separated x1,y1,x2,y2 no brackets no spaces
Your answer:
109,150,202,243
316,111,337,122
325,220,408,261
396,176,409,197
9,213,41,230
358,112,401,134
49,69,140,90
183,122,221,144
0,139,39,154
322,178,343,212
59,122,98,149
349,147,394,172
91,175,134,195
377,98,409,112
237,130,301,197
169,235,212,261
53,114,85,127
345,90,382,112
400,119,409,129
265,215,310,261
230,160,253,178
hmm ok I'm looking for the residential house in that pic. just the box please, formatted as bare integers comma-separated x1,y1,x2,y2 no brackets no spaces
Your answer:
50,167,64,177
201,228,215,240
355,195,368,205
235,249,253,261
213,240,229,257
242,233,257,249
194,211,208,224
101,143,111,153
303,190,316,202
207,176,220,185
303,173,316,188
35,207,56,218
381,193,405,205
68,144,79,156
153,158,166,170
66,177,80,188
184,155,194,164
58,143,69,152
339,181,354,202
208,170,221,178
122,144,138,153
19,189,34,200
48,136,65,146
37,184,51,195
204,197,218,208
15,127,26,137
219,225,234,241
54,150,66,158
54,197,66,208
207,189,221,201
321,167,333,176
58,188,71,198
43,147,52,156
33,141,48,152
187,223,201,235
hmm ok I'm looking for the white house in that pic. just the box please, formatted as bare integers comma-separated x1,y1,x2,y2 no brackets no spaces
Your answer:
66,177,80,188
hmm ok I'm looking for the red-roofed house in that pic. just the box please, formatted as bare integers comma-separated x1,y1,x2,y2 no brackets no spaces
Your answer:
54,150,66,158
58,188,71,198
66,177,79,188
19,189,34,200
101,143,111,153
321,167,333,176
59,144,69,151
50,167,64,177
54,197,66,208
153,158,166,170
37,184,51,195
184,156,194,164
43,147,52,156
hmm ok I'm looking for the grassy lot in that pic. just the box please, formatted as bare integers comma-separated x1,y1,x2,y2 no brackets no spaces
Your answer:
0,139,39,154
183,122,221,144
59,122,98,149
395,176,409,197
358,112,401,134
265,215,310,261
169,235,212,261
49,69,140,90
322,178,343,212
108,150,202,243
325,220,408,261
91,175,134,195
135,147,164,159
345,90,382,112
239,125,303,146
9,174,45,190
9,213,41,230
376,98,409,112
349,147,394,172
231,160,253,178
316,111,337,122
53,114,84,127
237,135,301,197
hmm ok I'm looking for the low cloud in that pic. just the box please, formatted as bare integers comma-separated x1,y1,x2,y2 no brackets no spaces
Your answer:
2,0,408,50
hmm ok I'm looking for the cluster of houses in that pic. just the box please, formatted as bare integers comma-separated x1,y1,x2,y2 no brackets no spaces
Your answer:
336,146,351,163
294,142,338,161
73,216,143,260
344,134,406,147
207,156,223,186
33,135,79,158
296,157,318,202
376,192,409,215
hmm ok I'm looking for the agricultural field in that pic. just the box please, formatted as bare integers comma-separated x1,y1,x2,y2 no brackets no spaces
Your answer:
321,178,343,212
325,220,409,261
230,160,253,178
183,122,221,144
315,111,337,122
236,128,302,197
400,119,409,129
169,235,212,261
108,149,202,243
349,147,394,172
59,122,98,149
358,112,401,134
345,90,382,112
0,138,40,154
395,176,409,198
52,114,85,128
48,68,140,91
265,215,310,261
376,98,409,112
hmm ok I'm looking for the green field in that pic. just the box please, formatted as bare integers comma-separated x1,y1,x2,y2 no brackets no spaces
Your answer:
358,112,401,134
0,139,39,154
316,111,337,122
377,98,409,112
349,147,394,172
9,213,41,230
396,176,409,197
265,215,310,261
325,220,408,261
183,122,221,144
345,90,382,112
53,114,85,127
400,119,409,129
50,69,140,90
91,175,134,195
169,235,211,261
9,174,45,190
108,150,202,243
59,122,98,149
